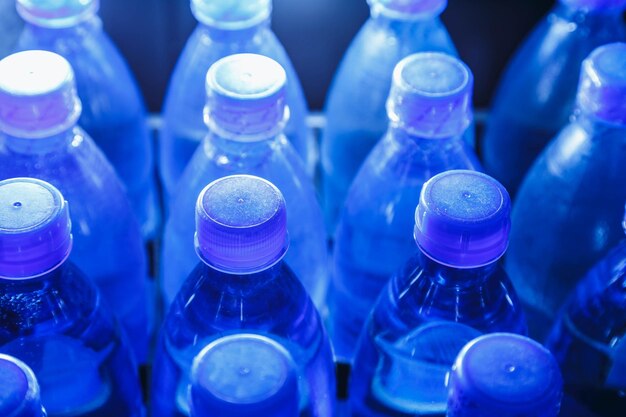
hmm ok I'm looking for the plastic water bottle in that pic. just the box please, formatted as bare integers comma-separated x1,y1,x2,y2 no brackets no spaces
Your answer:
188,334,299,417
321,0,459,232
0,353,46,417
0,1,21,59
545,204,626,416
15,0,160,240
0,177,144,417
152,175,335,417
162,53,327,308
482,0,626,196
506,42,626,339
159,0,310,199
328,52,481,361
0,50,150,363
447,333,563,417
350,170,527,417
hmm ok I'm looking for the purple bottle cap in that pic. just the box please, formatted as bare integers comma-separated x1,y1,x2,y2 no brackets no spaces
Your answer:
0,50,81,139
0,353,43,417
16,0,99,28
195,175,288,274
414,170,511,268
447,333,563,417
368,0,447,19
0,178,72,279
190,334,299,417
191,0,271,30
204,53,287,140
576,42,626,125
387,52,473,139
560,0,626,11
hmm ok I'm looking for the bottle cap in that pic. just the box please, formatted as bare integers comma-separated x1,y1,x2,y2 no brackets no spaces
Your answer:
16,0,99,28
0,178,72,279
387,52,473,139
368,0,447,19
204,53,287,140
195,175,288,274
447,333,563,417
0,50,81,139
190,334,299,417
414,170,510,268
560,0,626,11
577,42,626,125
191,0,271,29
0,354,43,417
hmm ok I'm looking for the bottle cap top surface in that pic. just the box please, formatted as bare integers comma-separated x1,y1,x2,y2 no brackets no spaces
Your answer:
387,52,473,138
191,0,271,29
414,170,510,268
0,178,72,279
368,0,447,19
195,175,288,274
16,0,99,28
0,354,42,417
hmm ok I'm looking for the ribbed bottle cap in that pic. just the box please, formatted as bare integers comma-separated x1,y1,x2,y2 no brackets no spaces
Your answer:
576,42,626,125
368,0,447,19
387,52,473,139
0,50,81,139
560,0,626,11
0,354,43,417
0,178,72,279
204,53,287,140
191,0,271,29
190,334,299,417
414,170,510,268
447,333,563,417
195,175,288,274
16,0,99,28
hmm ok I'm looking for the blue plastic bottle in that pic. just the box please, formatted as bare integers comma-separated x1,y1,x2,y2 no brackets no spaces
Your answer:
328,52,481,361
188,334,299,417
506,42,626,339
152,175,335,417
0,354,46,417
350,170,527,417
0,50,150,363
447,333,563,417
482,0,626,196
162,53,327,309
321,0,459,232
545,205,626,416
14,0,160,240
159,0,310,199
0,178,144,417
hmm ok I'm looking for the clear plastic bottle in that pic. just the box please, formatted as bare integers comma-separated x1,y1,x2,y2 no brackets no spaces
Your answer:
350,170,527,417
0,178,144,417
321,0,458,232
506,42,626,339
0,50,150,363
447,333,563,417
188,334,299,417
162,53,327,309
545,205,626,416
0,353,47,417
14,0,160,240
328,52,480,361
159,0,309,200
152,175,335,417
482,0,626,197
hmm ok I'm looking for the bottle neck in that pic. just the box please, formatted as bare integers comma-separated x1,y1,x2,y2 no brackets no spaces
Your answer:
416,249,500,288
389,125,463,145
369,1,445,22
198,257,286,282
197,15,270,42
1,127,78,155
22,14,101,38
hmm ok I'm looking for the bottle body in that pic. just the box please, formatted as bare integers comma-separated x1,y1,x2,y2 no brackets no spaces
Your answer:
482,4,626,196
16,18,160,240
0,128,150,362
328,128,481,360
350,252,527,417
162,133,327,309
159,22,309,200
506,116,626,338
321,14,457,232
152,261,335,417
0,262,144,417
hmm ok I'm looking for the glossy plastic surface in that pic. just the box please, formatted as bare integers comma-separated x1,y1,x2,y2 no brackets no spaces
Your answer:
482,2,626,196
0,354,45,417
